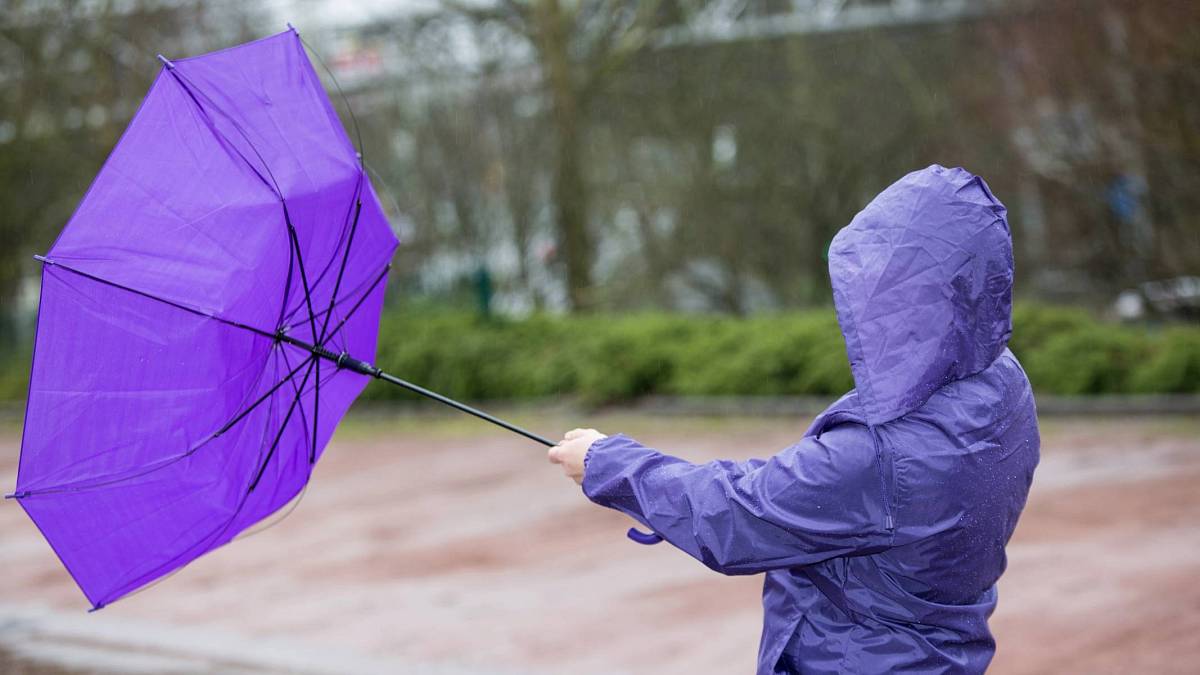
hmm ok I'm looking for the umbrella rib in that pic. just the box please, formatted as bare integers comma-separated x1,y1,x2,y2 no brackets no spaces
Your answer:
275,341,325,464
281,173,363,323
247,356,317,493
95,354,287,608
18,352,270,495
312,358,320,464
160,67,278,197
161,64,285,200
161,60,348,352
281,267,376,338
20,259,378,497
97,379,316,609
276,225,297,332
13,354,315,498
36,255,395,485
321,263,391,344
317,186,364,345
160,55,384,377
214,352,313,439
35,257,276,341
89,347,286,606
285,216,321,345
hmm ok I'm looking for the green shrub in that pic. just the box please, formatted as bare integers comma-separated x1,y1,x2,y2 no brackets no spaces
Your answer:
368,312,579,401
1009,302,1095,358
784,313,855,395
1023,327,1151,395
0,303,1197,403
670,314,852,396
573,314,699,403
1130,329,1200,394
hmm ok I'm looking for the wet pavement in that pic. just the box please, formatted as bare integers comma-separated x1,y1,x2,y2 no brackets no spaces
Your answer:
1,412,1197,674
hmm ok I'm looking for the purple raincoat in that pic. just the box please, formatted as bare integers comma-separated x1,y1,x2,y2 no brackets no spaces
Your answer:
583,165,1039,673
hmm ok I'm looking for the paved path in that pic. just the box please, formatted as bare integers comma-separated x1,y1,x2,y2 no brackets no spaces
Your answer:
1,413,1197,674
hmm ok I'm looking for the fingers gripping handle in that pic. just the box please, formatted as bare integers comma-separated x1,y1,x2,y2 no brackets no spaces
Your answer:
627,527,664,545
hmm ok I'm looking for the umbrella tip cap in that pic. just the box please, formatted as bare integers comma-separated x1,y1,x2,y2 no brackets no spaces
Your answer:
157,54,175,70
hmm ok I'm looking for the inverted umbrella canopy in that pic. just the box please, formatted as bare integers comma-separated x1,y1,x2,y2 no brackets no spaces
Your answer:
8,27,557,610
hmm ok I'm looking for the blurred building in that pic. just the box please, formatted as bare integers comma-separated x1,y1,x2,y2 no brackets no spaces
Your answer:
296,0,1196,315
2,0,1197,322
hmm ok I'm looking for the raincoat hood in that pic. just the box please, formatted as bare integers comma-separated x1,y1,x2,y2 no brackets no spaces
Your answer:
828,165,1014,425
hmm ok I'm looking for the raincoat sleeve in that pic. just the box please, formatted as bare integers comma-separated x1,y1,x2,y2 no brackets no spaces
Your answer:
581,426,893,575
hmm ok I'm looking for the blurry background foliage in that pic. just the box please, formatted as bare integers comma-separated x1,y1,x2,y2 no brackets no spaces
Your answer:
1,0,1197,404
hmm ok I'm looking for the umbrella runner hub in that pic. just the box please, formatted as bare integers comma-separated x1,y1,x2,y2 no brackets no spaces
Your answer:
275,331,381,378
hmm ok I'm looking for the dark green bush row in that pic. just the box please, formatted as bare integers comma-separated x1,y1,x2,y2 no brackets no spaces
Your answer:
0,303,1196,403
1012,305,1200,396
366,303,1200,402
367,310,856,404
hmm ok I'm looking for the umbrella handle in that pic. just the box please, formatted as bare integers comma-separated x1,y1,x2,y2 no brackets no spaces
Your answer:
626,527,664,545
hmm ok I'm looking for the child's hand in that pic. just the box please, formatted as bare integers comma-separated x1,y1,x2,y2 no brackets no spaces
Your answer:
548,428,607,485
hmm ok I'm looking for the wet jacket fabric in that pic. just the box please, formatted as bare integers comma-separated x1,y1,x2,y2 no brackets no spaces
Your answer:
583,165,1040,674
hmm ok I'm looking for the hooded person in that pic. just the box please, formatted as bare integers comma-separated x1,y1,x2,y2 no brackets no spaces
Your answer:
549,165,1040,674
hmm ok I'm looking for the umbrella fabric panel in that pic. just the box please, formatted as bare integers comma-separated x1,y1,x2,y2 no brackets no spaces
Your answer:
17,264,277,495
18,258,390,609
17,264,313,606
48,68,290,331
19,398,298,608
168,30,360,200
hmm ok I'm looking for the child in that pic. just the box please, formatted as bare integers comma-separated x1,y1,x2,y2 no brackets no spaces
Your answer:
549,165,1040,674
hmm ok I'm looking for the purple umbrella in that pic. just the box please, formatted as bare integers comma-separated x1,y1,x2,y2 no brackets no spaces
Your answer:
7,27,559,611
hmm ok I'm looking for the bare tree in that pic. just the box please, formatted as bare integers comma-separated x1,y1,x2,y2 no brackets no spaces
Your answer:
438,0,667,311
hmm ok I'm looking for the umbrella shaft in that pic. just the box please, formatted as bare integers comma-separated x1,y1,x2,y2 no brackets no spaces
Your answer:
277,332,378,377
277,333,555,448
375,372,555,447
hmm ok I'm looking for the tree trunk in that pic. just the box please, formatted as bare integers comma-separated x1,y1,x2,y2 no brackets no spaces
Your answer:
534,0,593,311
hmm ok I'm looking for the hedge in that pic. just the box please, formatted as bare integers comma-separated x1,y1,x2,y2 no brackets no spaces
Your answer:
0,303,1197,404
366,303,1200,403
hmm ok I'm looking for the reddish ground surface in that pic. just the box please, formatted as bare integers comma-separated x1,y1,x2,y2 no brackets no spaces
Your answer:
1,412,1197,674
